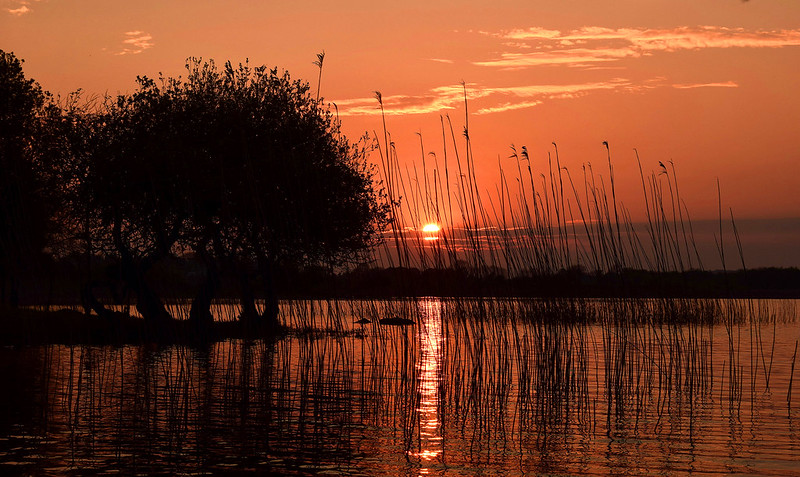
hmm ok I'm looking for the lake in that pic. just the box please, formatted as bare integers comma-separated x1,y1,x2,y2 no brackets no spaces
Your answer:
1,298,799,475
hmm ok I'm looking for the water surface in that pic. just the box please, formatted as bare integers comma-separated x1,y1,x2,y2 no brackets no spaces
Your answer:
1,298,799,475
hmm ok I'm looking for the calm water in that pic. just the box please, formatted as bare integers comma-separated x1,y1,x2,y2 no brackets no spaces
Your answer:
1,298,800,475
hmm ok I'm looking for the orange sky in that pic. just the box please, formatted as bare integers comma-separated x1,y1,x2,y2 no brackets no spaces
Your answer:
3,0,800,265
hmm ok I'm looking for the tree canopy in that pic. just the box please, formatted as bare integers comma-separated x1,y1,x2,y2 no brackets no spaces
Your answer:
8,55,389,327
0,50,53,307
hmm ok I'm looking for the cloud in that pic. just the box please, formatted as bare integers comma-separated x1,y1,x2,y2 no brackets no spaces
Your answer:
473,100,543,115
477,26,800,68
7,5,29,15
474,47,641,69
6,0,39,16
115,31,155,56
428,58,454,64
501,27,562,40
672,81,739,89
333,79,632,117
334,91,461,116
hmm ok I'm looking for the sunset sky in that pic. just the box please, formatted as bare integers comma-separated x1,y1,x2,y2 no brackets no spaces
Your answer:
3,0,799,266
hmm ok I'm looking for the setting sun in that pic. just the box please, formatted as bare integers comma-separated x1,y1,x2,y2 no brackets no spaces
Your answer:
422,223,440,233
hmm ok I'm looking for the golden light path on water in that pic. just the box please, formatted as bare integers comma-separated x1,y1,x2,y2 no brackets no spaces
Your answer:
410,297,444,470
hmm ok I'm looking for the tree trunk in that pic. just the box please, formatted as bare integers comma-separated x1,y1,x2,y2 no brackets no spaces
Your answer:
257,255,280,326
9,275,19,308
239,270,260,326
112,217,171,325
0,271,18,308
81,281,127,321
132,273,172,324
0,270,7,307
189,252,218,328
116,253,171,324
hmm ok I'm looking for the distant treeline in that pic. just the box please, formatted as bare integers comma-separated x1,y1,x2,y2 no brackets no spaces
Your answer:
14,254,800,305
335,266,800,299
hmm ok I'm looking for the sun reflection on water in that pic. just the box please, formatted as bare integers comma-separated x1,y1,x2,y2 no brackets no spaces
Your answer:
409,297,444,469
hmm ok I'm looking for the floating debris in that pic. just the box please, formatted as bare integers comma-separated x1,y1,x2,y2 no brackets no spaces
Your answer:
379,316,415,325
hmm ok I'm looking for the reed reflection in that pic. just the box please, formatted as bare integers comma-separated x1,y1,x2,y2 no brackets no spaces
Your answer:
1,299,799,475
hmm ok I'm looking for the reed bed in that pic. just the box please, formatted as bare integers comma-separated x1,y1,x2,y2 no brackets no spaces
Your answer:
363,91,773,331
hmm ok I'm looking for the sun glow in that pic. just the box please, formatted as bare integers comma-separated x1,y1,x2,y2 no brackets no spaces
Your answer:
422,223,440,233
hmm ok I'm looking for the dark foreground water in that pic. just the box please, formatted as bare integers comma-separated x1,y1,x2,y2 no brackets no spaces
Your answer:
1,298,800,475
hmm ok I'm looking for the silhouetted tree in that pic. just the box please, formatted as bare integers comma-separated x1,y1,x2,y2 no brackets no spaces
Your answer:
173,59,389,326
49,85,185,324
71,59,388,327
0,51,52,307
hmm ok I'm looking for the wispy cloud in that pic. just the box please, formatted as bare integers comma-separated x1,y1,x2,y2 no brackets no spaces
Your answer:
6,0,38,16
115,31,154,56
334,79,633,116
335,26,764,117
473,100,543,115
474,47,639,69
476,26,800,68
428,58,454,64
334,91,461,116
7,5,29,15
672,81,739,89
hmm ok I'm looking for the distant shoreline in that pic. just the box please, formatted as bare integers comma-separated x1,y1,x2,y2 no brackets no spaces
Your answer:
2,289,798,346
7,265,800,307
